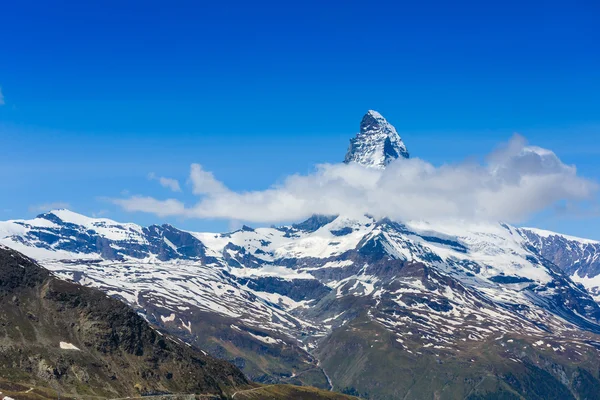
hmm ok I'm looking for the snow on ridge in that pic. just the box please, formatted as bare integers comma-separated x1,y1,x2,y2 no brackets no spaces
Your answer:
366,109,384,119
1,208,585,289
229,265,315,280
3,209,600,347
47,209,144,231
49,209,105,226
572,270,600,297
521,227,600,245
0,237,99,261
2,209,148,245
406,220,553,283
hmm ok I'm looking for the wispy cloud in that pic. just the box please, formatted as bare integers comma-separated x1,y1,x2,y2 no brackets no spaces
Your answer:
112,197,185,217
148,172,181,192
111,135,598,224
0,87,4,106
29,202,71,213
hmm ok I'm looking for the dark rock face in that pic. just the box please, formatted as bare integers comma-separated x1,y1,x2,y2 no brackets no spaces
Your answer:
0,246,249,398
533,259,600,333
144,224,214,262
519,228,600,277
222,242,265,268
330,227,353,237
292,215,338,233
234,276,331,302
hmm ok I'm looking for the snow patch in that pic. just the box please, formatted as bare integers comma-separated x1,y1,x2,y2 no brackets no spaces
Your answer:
59,342,80,350
161,313,176,323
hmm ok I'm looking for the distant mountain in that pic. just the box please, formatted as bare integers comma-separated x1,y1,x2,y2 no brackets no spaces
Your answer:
519,227,600,300
3,111,600,399
0,209,213,262
344,110,409,168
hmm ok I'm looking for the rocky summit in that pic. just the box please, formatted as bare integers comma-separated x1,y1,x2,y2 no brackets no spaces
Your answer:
3,112,600,399
344,110,409,168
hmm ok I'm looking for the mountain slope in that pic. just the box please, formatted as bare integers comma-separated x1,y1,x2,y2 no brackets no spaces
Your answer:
0,210,329,387
0,245,359,400
316,314,600,400
0,245,250,398
519,228,600,301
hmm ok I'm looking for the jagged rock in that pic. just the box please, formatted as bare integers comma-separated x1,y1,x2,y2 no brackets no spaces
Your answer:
344,110,409,168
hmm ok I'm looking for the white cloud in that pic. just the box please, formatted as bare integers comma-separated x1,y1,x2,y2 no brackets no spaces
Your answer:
112,196,186,217
111,135,598,224
190,164,228,195
148,172,181,192
0,87,4,105
29,202,71,213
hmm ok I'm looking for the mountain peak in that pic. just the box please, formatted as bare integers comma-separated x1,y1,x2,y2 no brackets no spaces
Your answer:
38,209,124,229
365,109,384,119
344,110,409,168
39,209,96,225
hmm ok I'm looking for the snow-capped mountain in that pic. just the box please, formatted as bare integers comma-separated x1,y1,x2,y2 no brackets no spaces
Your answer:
4,209,600,397
344,110,409,168
0,209,213,262
518,227,600,301
4,111,600,399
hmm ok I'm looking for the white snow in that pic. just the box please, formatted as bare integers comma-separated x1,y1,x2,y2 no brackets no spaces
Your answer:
247,332,281,344
302,260,354,271
164,237,178,251
161,313,176,323
180,319,192,334
571,271,600,301
344,110,408,169
521,227,600,245
229,265,315,280
59,341,80,350
2,208,599,357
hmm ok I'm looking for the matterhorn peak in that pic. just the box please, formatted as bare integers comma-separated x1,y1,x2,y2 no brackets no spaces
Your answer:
343,110,409,169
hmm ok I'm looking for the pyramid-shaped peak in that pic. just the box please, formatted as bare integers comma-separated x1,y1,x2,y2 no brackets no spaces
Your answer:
362,109,386,122
344,110,409,169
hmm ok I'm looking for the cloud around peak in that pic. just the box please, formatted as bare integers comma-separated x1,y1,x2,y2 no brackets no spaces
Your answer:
111,135,598,225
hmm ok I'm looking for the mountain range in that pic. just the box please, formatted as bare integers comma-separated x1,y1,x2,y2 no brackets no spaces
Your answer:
2,111,600,399
0,244,360,400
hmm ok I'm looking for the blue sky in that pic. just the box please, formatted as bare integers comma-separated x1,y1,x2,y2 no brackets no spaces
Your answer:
1,0,599,237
